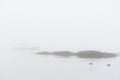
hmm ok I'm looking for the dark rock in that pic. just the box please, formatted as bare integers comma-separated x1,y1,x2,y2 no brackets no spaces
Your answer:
107,64,111,66
52,51,72,57
36,50,117,59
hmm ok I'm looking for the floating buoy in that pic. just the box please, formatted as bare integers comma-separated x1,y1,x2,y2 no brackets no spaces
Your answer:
89,63,93,65
107,64,111,66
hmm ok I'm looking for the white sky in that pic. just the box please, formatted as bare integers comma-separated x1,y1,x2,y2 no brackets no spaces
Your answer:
0,0,120,52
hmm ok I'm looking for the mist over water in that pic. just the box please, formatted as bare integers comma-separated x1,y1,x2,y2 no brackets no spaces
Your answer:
0,0,120,53
1,0,120,80
0,50,120,80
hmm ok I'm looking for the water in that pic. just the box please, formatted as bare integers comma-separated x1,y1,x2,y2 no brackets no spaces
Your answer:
0,50,120,80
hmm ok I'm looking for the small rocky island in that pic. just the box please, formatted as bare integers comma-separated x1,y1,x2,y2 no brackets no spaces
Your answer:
36,50,117,59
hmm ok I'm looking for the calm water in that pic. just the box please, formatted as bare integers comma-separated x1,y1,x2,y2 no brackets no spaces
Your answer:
0,50,120,80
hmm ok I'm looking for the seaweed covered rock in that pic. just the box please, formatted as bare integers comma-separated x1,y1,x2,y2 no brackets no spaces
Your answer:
36,52,50,55
36,50,117,59
75,50,117,58
52,51,73,57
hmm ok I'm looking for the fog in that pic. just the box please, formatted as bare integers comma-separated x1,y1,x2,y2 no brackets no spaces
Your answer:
0,0,120,80
0,0,120,52
1,1,120,79
0,50,120,80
